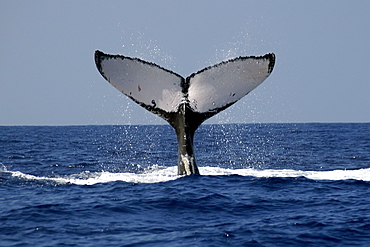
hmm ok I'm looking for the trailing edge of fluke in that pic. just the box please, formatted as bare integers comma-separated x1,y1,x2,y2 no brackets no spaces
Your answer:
94,50,275,175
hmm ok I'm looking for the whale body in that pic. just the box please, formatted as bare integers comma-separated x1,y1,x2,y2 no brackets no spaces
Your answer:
94,50,275,175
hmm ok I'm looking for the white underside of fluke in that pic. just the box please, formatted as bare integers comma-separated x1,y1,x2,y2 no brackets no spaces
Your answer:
187,58,272,113
96,51,274,114
98,56,183,112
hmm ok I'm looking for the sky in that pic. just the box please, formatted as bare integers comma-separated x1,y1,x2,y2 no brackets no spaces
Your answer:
1,1,369,125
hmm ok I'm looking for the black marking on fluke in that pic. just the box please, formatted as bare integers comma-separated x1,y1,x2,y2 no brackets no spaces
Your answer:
94,50,275,175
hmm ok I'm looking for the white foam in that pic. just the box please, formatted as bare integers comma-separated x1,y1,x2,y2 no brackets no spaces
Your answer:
208,167,370,181
9,166,179,185
5,166,370,185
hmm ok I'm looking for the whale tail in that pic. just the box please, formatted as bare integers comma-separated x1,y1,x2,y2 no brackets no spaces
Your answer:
94,50,275,175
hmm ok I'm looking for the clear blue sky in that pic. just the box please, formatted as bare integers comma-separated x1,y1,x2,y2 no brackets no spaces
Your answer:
1,1,369,125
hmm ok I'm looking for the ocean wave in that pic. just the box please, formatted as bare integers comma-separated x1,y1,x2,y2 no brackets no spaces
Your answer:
3,165,370,185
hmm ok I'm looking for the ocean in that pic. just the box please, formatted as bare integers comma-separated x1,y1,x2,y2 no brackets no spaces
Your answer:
1,123,370,246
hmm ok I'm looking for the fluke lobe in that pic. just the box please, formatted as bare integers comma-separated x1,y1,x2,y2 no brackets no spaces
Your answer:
94,50,275,175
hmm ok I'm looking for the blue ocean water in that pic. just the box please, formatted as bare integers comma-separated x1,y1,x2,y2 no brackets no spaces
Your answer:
1,123,370,246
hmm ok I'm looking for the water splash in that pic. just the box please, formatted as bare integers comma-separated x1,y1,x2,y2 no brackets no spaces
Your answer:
0,163,7,172
119,30,177,71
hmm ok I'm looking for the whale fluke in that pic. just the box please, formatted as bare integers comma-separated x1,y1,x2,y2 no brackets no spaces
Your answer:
94,50,275,175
